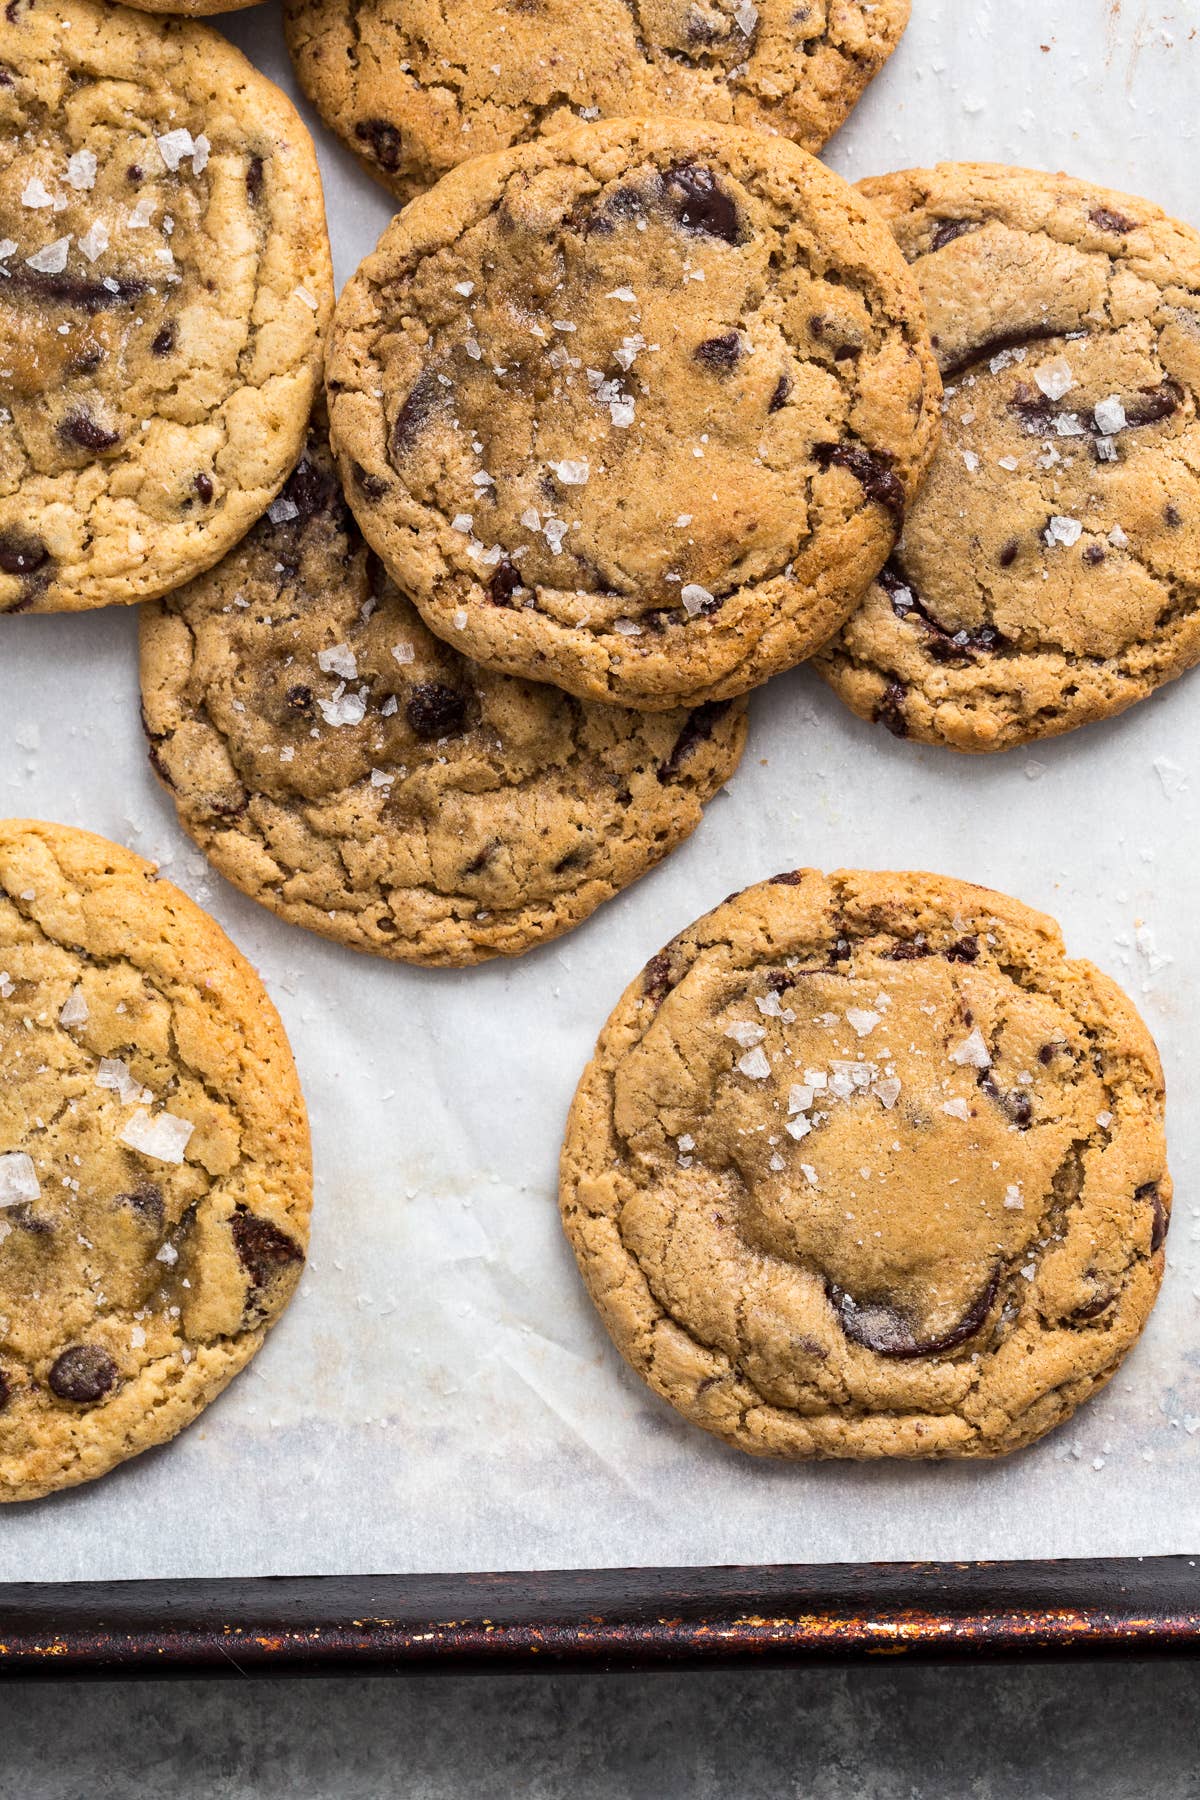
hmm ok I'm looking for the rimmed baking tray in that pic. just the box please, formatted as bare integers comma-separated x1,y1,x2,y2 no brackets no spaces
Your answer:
3,0,1200,1673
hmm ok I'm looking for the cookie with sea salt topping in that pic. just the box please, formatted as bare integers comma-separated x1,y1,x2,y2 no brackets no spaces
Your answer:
814,163,1200,751
560,868,1170,1459
140,422,747,966
327,117,940,712
0,819,311,1501
0,0,332,616
283,0,910,207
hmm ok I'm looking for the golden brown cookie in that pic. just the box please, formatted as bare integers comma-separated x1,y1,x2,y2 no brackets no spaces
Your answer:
814,164,1200,751
0,820,311,1502
284,0,911,206
560,868,1170,1459
327,117,940,711
0,0,332,615
140,422,747,966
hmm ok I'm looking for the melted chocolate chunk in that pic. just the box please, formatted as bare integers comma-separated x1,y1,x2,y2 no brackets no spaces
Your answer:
657,700,732,783
1126,382,1180,426
945,934,979,963
285,683,314,716
694,332,742,371
10,1204,51,1235
768,870,804,886
151,323,176,356
1072,1289,1115,1321
116,1179,164,1225
48,1344,119,1404
880,563,1003,660
231,1211,304,1288
998,538,1019,569
0,1371,9,1411
769,373,791,413
354,117,403,173
885,938,932,961
489,560,522,606
1165,503,1183,528
351,461,389,500
829,1270,998,1360
642,949,673,1005
2,268,150,314
874,680,908,738
0,533,48,577
1138,1181,1169,1253
1090,206,1138,234
930,217,982,251
390,369,443,460
281,452,337,521
193,472,214,503
59,412,120,451
815,443,905,518
462,844,495,877
246,154,264,204
406,681,468,741
660,162,743,245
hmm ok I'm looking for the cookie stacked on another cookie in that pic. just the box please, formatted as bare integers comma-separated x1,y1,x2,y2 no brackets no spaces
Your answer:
140,423,747,966
816,164,1200,751
327,117,941,711
560,869,1171,1458
285,0,911,205
0,821,312,1501
0,0,332,615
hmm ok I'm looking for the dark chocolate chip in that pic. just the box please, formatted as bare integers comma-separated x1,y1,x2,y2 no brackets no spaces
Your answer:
0,533,48,577
0,1371,9,1412
193,472,214,503
657,700,732,783
768,870,804,886
231,1211,304,1288
931,217,981,251
60,411,120,452
815,442,905,518
285,683,314,716
246,154,264,204
1072,1289,1115,1321
881,561,1003,659
946,935,979,963
694,332,742,371
768,374,791,413
48,1344,119,1404
126,164,143,183
874,680,908,738
489,559,522,606
998,538,1019,569
462,845,495,877
660,162,743,245
1126,382,1180,426
10,1204,51,1235
390,368,443,460
1090,206,1138,234
151,323,176,356
829,1270,998,1360
1082,543,1105,565
406,681,468,741
1165,503,1183,528
885,938,932,961
553,844,591,875
354,117,403,172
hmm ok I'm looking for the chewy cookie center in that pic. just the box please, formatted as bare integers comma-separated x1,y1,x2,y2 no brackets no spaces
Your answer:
380,156,849,623
619,947,1107,1354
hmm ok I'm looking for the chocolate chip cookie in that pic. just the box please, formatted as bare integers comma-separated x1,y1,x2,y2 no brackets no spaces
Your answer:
284,0,910,207
327,117,940,711
140,422,747,965
0,820,311,1501
0,0,332,615
560,868,1170,1458
814,164,1200,751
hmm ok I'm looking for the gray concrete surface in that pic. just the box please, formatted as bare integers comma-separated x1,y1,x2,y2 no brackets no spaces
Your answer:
0,1663,1196,1798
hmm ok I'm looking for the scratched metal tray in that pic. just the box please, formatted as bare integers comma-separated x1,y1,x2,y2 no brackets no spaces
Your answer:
5,0,1200,1674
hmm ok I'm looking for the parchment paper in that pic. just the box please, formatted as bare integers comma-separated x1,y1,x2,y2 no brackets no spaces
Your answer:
4,0,1200,1581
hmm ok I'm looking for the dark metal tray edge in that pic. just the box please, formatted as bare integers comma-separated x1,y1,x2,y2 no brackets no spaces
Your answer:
1,1558,1197,1676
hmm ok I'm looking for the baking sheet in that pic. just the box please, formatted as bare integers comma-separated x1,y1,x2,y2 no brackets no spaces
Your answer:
4,0,1200,1581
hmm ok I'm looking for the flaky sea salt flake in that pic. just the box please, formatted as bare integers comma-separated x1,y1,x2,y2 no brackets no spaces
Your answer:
59,986,88,1028
0,1153,39,1207
737,1045,771,1080
26,237,70,274
120,1109,194,1165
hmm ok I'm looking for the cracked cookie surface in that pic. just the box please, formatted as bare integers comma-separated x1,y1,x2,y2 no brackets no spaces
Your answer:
814,164,1200,751
0,820,311,1501
283,0,910,207
327,116,939,711
560,868,1169,1458
0,0,332,615
140,423,747,966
